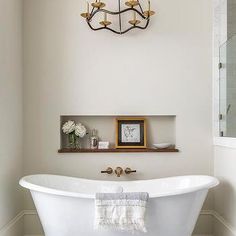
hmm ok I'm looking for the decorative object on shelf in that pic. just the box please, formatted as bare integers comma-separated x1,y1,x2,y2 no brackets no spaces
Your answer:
80,0,155,35
116,117,147,149
62,120,76,134
98,141,110,149
90,129,99,149
62,120,76,148
74,123,87,148
153,143,172,149
62,120,87,149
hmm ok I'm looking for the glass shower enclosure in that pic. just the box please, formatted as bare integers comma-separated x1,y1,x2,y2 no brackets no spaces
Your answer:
219,35,236,137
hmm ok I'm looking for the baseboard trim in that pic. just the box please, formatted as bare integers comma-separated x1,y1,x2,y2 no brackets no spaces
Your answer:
193,235,213,236
0,211,24,235
0,211,35,236
24,210,37,216
213,210,236,235
200,210,236,236
1,209,236,236
201,210,213,215
24,235,43,236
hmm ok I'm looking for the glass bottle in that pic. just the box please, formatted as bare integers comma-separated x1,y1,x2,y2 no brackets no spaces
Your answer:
90,129,98,149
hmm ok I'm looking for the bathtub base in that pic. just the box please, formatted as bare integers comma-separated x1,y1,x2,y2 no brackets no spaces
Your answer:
31,190,208,236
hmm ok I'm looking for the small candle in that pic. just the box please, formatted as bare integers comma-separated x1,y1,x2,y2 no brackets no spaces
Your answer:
104,12,107,21
133,11,136,21
87,1,89,13
148,0,150,11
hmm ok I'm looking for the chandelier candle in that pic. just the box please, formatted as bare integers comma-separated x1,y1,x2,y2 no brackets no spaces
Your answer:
80,0,155,34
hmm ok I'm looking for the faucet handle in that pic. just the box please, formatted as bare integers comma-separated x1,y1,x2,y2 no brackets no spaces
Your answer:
125,167,137,174
101,167,113,174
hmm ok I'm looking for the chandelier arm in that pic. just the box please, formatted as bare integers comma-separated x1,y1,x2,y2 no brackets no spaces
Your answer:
86,18,150,35
87,21,122,34
137,0,144,14
87,8,147,21
90,6,95,15
120,18,150,34
118,0,122,33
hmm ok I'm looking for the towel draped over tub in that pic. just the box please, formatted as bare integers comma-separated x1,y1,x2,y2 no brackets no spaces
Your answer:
95,192,149,233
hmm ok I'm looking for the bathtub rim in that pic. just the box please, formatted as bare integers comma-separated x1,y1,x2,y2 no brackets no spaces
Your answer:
19,174,219,199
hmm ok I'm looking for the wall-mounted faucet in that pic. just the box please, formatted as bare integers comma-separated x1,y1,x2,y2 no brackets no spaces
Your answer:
115,167,123,177
101,167,137,177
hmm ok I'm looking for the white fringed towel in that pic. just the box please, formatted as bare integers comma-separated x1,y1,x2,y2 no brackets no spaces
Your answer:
94,192,149,233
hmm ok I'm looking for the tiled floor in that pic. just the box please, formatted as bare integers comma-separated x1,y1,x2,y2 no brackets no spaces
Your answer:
25,235,214,236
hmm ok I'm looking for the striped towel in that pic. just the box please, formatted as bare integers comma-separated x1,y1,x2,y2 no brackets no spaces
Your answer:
95,192,149,232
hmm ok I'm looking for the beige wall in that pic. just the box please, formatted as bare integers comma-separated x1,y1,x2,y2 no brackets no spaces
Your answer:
23,0,213,234
213,0,236,235
214,146,236,236
0,0,23,234
0,0,216,235
23,0,213,198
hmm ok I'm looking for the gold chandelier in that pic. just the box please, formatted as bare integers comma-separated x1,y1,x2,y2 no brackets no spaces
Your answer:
81,0,155,34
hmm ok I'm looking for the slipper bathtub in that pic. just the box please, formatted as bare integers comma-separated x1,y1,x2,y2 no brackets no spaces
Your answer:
20,174,219,236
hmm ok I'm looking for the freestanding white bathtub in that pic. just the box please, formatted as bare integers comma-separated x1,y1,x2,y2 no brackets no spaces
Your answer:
20,175,219,236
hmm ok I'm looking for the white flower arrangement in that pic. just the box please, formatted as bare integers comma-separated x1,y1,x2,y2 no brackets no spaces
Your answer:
62,120,87,149
75,123,87,138
62,120,75,134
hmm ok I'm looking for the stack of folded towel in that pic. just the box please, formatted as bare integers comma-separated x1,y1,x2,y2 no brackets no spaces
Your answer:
95,190,149,233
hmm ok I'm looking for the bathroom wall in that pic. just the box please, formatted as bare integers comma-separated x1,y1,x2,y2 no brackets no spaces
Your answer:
0,0,23,235
213,0,236,236
23,0,213,234
214,147,236,236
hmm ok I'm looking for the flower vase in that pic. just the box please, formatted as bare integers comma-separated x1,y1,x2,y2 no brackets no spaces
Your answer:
68,133,76,149
75,137,82,149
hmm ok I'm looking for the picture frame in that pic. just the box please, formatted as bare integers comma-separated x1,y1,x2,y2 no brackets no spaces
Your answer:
115,117,147,149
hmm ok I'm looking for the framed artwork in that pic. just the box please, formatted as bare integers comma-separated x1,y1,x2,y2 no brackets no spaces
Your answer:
116,117,147,149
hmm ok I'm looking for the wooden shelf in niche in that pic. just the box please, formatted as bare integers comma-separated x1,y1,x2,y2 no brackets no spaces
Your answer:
60,115,177,152
58,147,179,153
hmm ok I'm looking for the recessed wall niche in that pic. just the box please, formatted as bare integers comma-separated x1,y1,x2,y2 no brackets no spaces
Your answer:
59,115,178,153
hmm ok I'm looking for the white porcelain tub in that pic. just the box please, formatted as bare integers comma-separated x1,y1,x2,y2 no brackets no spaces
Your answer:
20,175,219,236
